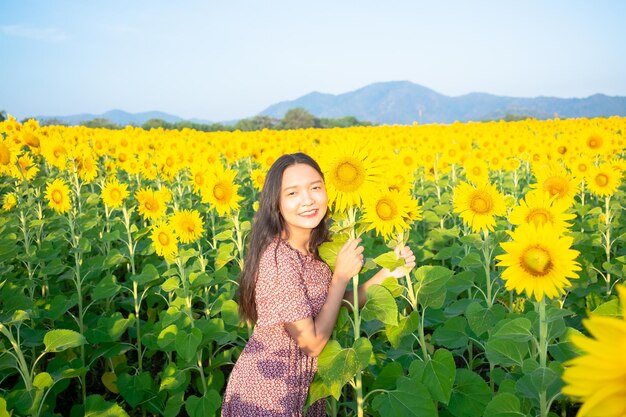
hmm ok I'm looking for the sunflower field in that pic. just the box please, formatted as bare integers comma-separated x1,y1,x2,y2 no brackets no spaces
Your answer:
0,115,625,417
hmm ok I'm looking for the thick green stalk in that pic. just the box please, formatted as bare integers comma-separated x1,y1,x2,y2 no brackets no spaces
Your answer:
538,298,548,417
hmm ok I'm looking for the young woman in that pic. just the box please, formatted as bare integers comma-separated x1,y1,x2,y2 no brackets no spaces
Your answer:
221,153,416,416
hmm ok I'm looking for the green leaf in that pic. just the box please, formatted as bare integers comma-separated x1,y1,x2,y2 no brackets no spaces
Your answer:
483,393,526,417
317,338,372,400
460,251,483,267
161,276,180,292
373,251,405,270
157,324,178,351
420,349,456,405
116,372,153,408
84,394,130,417
215,242,235,270
33,372,54,390
0,397,10,417
372,362,404,391
447,369,491,417
414,265,454,309
361,285,398,326
220,300,239,327
306,373,334,407
380,276,404,298
184,390,221,417
189,272,213,289
371,377,437,417
485,338,529,367
159,364,187,392
131,264,160,286
213,229,233,241
431,316,469,349
492,318,533,342
85,312,133,343
163,392,185,417
592,298,621,316
175,328,202,363
385,310,420,348
318,236,348,270
92,275,122,301
465,302,506,337
44,329,86,352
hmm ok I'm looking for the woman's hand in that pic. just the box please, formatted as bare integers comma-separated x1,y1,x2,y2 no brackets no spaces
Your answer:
387,245,416,278
333,238,365,282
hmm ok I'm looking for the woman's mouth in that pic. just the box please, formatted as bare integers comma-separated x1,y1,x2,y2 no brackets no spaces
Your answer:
299,208,318,218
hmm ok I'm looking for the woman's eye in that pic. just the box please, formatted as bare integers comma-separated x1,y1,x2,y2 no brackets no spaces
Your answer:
287,192,296,196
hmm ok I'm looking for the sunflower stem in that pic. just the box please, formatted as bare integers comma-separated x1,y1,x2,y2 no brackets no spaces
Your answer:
603,195,612,295
482,230,493,308
538,297,548,417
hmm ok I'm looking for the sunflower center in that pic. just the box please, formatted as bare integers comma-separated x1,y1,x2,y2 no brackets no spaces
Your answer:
595,174,609,187
183,219,196,232
52,190,64,204
213,183,231,202
522,247,552,276
166,156,174,167
376,199,397,221
587,135,602,149
53,146,66,158
472,167,482,176
194,173,205,186
23,132,40,147
158,231,170,246
0,143,11,165
557,146,567,155
578,163,587,172
526,208,551,227
110,189,121,201
403,156,413,166
469,191,493,214
544,177,568,198
145,199,157,212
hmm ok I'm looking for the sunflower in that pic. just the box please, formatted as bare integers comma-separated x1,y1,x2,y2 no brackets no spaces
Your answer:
561,285,626,417
170,209,204,244
101,179,129,209
0,137,19,177
496,223,580,302
201,167,243,217
150,221,178,260
250,168,266,191
17,153,39,182
318,136,385,212
462,157,490,185
508,190,576,235
531,164,579,208
136,187,167,221
453,181,506,233
2,193,17,211
586,163,622,197
45,178,72,214
75,153,98,183
362,190,420,240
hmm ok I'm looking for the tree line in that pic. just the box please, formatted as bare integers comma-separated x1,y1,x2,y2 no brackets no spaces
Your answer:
23,108,371,131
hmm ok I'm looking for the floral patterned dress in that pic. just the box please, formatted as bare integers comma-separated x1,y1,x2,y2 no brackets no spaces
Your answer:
222,238,332,417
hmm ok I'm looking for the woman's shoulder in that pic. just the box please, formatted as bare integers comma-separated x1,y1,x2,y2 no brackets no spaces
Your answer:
258,237,297,267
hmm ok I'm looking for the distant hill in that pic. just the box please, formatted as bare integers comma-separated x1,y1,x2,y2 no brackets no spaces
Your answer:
38,109,187,126
35,81,626,127
259,81,626,124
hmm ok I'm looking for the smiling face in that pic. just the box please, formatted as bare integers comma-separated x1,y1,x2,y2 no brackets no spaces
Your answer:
279,163,328,239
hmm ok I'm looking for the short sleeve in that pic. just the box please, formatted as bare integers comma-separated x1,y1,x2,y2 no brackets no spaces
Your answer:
255,242,313,327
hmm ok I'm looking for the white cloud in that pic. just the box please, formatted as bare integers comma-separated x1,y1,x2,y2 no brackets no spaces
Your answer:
0,25,68,42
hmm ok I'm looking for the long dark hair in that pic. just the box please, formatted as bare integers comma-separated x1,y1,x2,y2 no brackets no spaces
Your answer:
238,153,330,324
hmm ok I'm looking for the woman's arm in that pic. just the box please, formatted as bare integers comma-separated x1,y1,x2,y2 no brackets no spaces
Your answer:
284,238,364,357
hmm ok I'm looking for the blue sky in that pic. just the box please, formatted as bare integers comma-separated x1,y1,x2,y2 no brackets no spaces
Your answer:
1,0,625,122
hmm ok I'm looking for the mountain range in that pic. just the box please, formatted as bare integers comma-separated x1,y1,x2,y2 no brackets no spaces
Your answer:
37,81,626,126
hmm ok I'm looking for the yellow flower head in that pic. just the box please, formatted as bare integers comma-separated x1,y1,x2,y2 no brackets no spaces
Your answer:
531,164,579,208
251,168,266,192
150,221,178,260
362,190,420,240
201,167,243,217
170,209,204,244
101,179,129,209
2,193,18,211
586,163,622,197
508,189,576,235
319,136,385,212
496,223,581,302
462,157,490,185
45,178,72,214
136,187,167,221
453,181,506,233
561,285,626,417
